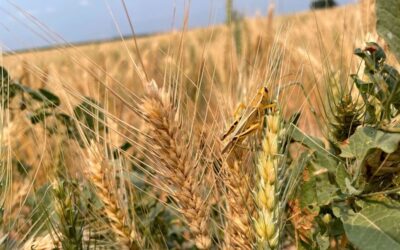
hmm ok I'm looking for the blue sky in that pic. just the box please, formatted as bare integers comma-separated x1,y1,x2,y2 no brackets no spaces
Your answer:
0,0,354,51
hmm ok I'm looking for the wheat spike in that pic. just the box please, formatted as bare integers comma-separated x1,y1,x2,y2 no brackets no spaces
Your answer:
254,111,281,249
85,144,140,250
222,158,253,250
141,83,211,249
21,233,59,250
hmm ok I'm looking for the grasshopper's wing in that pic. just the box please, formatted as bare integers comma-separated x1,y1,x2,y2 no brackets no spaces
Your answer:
221,87,268,153
221,120,239,140
221,108,258,153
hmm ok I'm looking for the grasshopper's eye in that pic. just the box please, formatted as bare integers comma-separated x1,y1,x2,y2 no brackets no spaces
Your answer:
262,87,269,98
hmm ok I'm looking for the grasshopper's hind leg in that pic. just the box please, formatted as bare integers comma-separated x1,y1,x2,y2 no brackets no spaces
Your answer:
221,122,261,154
233,123,261,140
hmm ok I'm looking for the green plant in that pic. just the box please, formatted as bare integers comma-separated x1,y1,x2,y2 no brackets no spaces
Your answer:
289,43,400,249
376,0,400,62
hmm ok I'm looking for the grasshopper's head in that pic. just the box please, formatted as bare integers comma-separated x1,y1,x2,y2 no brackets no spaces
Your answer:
259,86,270,105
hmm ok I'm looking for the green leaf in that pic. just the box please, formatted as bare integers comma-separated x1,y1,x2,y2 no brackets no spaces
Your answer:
351,75,374,96
316,233,330,250
315,173,339,205
38,88,61,107
26,183,54,235
30,111,53,124
329,217,345,237
376,0,400,62
345,178,363,196
342,201,400,250
289,125,340,165
290,125,325,150
340,126,400,160
26,88,46,101
332,202,350,219
299,175,317,209
0,67,21,108
311,151,338,173
0,66,10,81
25,87,61,107
335,163,350,193
73,97,106,141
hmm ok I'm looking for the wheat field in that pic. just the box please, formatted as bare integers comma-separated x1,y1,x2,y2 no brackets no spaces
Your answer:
2,0,400,249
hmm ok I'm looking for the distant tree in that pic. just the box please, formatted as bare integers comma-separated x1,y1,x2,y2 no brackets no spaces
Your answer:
225,0,243,57
226,0,233,24
310,0,337,9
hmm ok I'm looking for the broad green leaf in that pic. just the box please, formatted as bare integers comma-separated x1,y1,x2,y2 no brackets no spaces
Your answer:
311,151,338,173
289,125,341,166
290,124,325,151
342,201,400,250
376,0,400,62
335,163,349,193
316,233,330,250
305,152,340,205
329,218,345,237
340,126,400,160
25,87,61,107
315,173,339,205
38,88,61,107
332,202,350,219
299,175,317,209
286,152,312,208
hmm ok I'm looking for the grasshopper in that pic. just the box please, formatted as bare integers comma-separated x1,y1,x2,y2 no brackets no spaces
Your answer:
221,86,276,154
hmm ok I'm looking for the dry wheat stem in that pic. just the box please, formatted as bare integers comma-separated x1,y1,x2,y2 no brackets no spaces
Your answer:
254,111,281,249
141,84,211,249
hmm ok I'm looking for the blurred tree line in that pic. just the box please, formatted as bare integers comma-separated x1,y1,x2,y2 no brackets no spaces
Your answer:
311,0,337,9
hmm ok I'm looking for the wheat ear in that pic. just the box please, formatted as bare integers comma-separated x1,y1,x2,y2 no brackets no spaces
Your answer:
21,233,59,250
222,158,253,250
254,111,281,249
141,84,211,249
85,144,140,249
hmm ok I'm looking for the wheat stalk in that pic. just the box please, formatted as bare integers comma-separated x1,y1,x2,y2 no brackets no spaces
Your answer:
140,82,211,249
254,111,281,249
